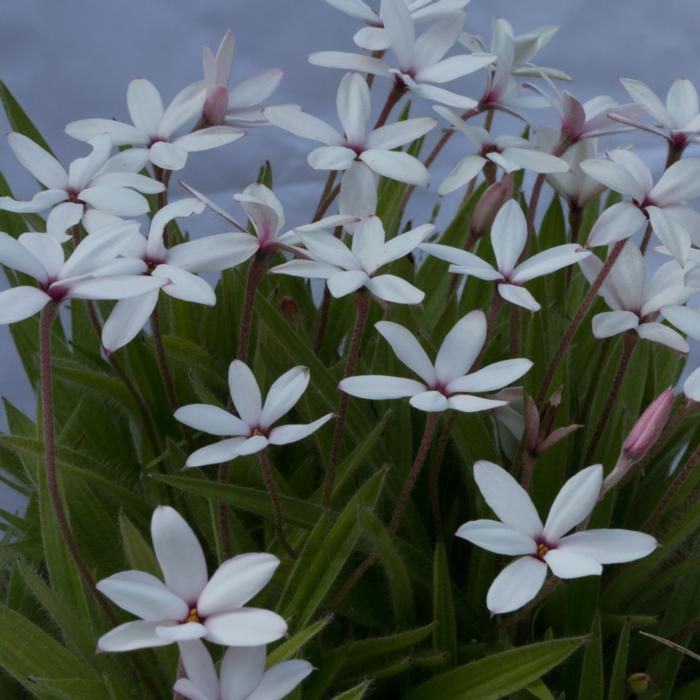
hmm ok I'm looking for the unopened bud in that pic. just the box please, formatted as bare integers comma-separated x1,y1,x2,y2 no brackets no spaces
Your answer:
525,396,540,454
470,175,514,240
539,424,582,452
203,85,230,126
623,388,674,460
279,295,300,325
627,672,652,695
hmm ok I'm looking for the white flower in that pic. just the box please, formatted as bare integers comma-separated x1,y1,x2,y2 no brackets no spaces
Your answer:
66,78,244,171
581,149,700,263
175,361,333,467
264,72,436,186
200,30,287,127
421,200,590,311
339,310,533,412
612,77,700,149
310,0,495,109
175,640,313,700
271,215,431,304
579,240,692,353
100,198,238,351
0,222,164,325
434,106,568,195
456,461,657,614
0,133,162,220
97,506,288,651
661,298,700,357
682,365,700,402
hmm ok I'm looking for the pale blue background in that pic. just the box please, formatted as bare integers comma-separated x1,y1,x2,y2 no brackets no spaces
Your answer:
2,0,700,509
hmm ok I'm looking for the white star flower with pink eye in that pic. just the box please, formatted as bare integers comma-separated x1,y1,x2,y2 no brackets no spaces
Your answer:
174,640,313,700
434,106,568,195
264,72,436,186
579,240,693,353
175,361,333,467
65,78,244,171
270,215,432,305
421,200,590,311
456,461,657,614
581,149,700,263
310,0,495,109
0,133,162,220
0,222,165,325
97,506,287,651
611,77,700,150
340,311,532,412
198,30,289,127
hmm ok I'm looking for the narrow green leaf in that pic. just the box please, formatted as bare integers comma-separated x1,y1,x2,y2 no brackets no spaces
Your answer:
432,542,458,667
0,80,54,153
329,680,372,700
607,618,631,700
267,615,332,666
578,613,604,700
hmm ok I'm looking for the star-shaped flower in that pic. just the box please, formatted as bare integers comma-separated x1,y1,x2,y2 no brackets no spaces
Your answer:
271,215,432,304
579,240,693,353
421,200,590,311
97,507,287,651
434,106,568,195
66,78,245,171
339,311,532,412
581,149,700,263
175,361,333,467
0,133,162,219
264,72,436,186
456,461,657,614
310,0,495,109
0,222,164,325
175,640,313,700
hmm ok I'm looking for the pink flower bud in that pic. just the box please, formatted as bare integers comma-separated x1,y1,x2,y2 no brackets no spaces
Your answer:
470,175,514,239
203,85,230,126
623,388,674,459
525,396,540,454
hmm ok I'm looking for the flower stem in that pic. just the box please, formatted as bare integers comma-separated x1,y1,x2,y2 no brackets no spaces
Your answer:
373,84,404,130
259,450,297,558
312,170,338,222
639,222,654,255
534,239,626,407
237,254,267,361
331,411,441,608
323,291,371,508
150,303,178,412
583,332,638,464
154,166,173,245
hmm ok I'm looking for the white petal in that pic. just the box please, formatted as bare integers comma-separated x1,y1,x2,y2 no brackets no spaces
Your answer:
149,142,189,171
268,414,334,445
667,78,699,129
127,79,165,134
661,304,700,340
260,366,310,428
339,375,426,400
543,465,603,540
65,118,147,146
327,269,369,297
175,126,244,154
647,205,690,264
382,0,415,69
308,51,392,77
220,646,266,700
7,132,67,189
558,528,657,564
235,183,285,240
366,117,437,150
620,78,671,128
326,0,376,21
410,81,478,109
486,556,548,615
158,82,206,137
497,283,540,311
684,366,700,401
62,221,142,276
177,640,220,700
543,549,602,579
263,106,343,146
512,245,591,283
434,310,485,383
491,200,527,276
351,215,385,270
67,135,113,191
65,275,165,301
0,232,49,281
448,359,533,394
155,265,216,305
229,360,262,426
366,273,424,303
375,320,435,382
339,162,377,222
409,390,450,412
248,661,315,700
586,201,646,248
156,622,208,642
636,322,689,353
204,608,287,646
456,519,537,555
151,506,208,605
652,160,700,210
298,231,357,270
580,158,646,200
607,149,654,196
0,286,51,324
197,553,280,616
308,146,357,171
503,147,569,174
229,68,284,109
168,233,259,273
377,223,433,267
360,149,430,186
98,620,171,652
79,186,150,216
447,395,507,412
416,54,494,83
175,404,249,437
421,242,497,276
270,259,340,280
591,310,639,338
413,13,463,67
46,201,84,241
0,189,68,213
185,437,250,467
473,460,543,538
96,570,188,621
172,679,214,700
101,292,159,351
438,154,486,195
337,72,370,144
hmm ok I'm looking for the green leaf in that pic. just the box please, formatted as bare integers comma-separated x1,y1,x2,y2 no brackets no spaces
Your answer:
607,618,631,700
329,680,372,700
118,513,160,576
342,623,435,670
267,615,332,666
432,542,458,668
403,637,586,700
577,613,604,700
0,80,54,153
31,678,110,700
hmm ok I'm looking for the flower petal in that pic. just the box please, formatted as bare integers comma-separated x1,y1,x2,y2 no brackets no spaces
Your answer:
98,620,171,652
360,149,430,186
156,622,208,642
382,0,415,68
328,269,370,297
204,608,287,646
0,189,68,213
172,679,214,700
491,200,527,276
456,519,536,555
168,233,259,273
558,528,657,564
229,68,284,109
486,556,547,615
177,640,219,700
409,390,450,412
248,660,315,700
438,154,487,195
7,132,67,189
175,126,244,153
336,72,370,144
175,404,249,437
512,245,591,283
308,146,357,171
269,414,334,445
586,201,646,248
497,283,540,311
339,375,426,400
0,231,49,282
101,292,158,351
684,366,700,401
229,360,262,426
580,158,646,200
375,320,435,382
434,310,485,383
620,78,670,128
649,158,700,207
416,54,495,83
591,310,639,339
79,186,150,216
339,162,377,223
185,437,252,467
636,322,689,353
366,117,436,150
308,51,392,77
65,118,148,146
260,366,310,428
149,142,189,171
543,549,602,579
366,273,424,303
220,645,266,700
448,359,533,394
127,79,164,134
263,107,343,146
0,286,51,324
447,395,507,412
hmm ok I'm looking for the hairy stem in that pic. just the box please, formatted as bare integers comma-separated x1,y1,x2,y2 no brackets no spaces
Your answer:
312,170,338,222
150,303,178,413
323,291,371,507
373,84,404,130
259,450,297,558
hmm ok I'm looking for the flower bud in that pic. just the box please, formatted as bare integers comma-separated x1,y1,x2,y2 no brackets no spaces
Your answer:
525,396,540,454
279,295,300,325
470,175,514,240
623,388,674,460
203,85,230,126
627,672,652,695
